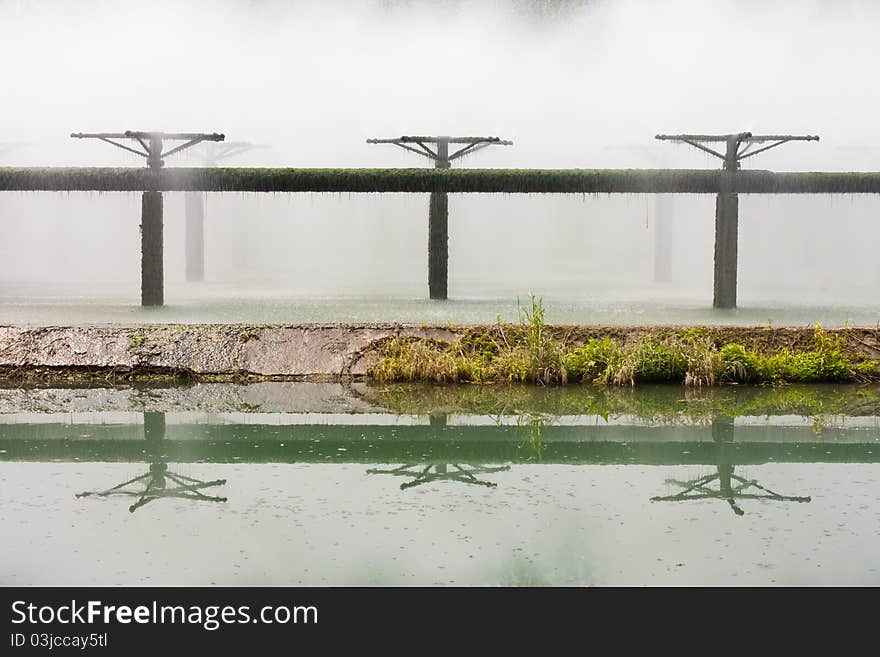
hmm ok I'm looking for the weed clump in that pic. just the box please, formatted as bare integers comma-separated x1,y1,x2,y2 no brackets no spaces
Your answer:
367,302,879,387
718,327,859,383
369,337,457,383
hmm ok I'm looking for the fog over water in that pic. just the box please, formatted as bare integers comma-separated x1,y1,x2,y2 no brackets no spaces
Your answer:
1,0,879,324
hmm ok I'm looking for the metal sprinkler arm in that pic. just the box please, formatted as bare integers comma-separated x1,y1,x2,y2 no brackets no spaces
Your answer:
655,132,753,143
736,135,820,161
655,132,753,162
70,131,225,169
366,135,513,167
676,138,727,161
367,139,439,161
655,132,819,167
448,138,513,162
398,136,511,144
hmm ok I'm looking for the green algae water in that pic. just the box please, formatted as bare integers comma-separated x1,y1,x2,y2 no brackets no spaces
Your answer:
1,383,878,586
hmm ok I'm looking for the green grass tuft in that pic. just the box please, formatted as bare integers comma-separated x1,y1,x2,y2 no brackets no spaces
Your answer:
368,308,879,387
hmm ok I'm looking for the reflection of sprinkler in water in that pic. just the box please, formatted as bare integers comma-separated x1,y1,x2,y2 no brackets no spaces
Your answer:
366,414,510,489
650,416,811,516
76,412,228,513
367,463,511,490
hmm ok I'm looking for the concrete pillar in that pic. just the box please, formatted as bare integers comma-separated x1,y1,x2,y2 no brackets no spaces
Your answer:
713,191,738,308
141,191,164,306
714,137,740,309
653,194,673,283
428,188,448,300
185,192,205,282
429,138,450,300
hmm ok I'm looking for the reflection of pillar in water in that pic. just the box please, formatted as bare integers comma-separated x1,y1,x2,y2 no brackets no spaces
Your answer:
143,410,166,443
143,411,168,490
712,415,735,501
431,415,448,475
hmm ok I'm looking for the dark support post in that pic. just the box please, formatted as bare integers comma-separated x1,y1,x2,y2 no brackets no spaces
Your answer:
141,191,164,307
185,192,205,282
714,137,739,308
428,188,448,299
713,192,738,308
653,194,673,283
429,137,450,299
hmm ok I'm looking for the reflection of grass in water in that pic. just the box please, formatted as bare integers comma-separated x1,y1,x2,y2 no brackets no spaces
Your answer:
365,381,880,426
516,414,549,461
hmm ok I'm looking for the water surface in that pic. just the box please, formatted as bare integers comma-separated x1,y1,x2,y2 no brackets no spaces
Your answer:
1,383,878,585
2,280,879,326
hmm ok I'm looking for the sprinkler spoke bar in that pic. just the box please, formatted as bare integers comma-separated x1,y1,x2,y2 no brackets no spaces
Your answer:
70,131,226,170
367,135,513,299
655,131,819,309
70,130,225,306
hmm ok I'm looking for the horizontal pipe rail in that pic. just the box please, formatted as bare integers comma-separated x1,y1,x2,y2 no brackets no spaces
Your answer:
5,167,880,194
